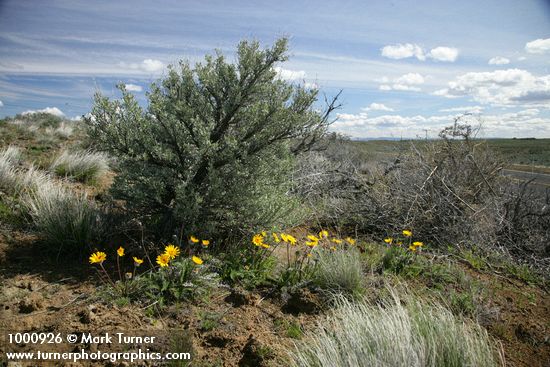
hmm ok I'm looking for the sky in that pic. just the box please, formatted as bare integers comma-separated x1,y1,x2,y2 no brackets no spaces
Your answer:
0,0,549,139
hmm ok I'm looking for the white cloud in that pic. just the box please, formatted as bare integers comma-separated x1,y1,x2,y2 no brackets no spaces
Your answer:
363,103,394,112
274,66,307,81
331,108,550,139
125,83,143,92
381,43,425,60
395,73,424,85
379,72,425,92
381,44,458,62
21,107,65,117
439,106,484,113
141,59,164,72
488,56,510,65
525,38,550,54
0,100,3,107
119,59,165,73
427,47,459,62
433,69,550,106
386,84,422,92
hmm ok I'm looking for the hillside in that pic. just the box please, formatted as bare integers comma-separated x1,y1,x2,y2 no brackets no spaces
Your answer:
1,113,549,366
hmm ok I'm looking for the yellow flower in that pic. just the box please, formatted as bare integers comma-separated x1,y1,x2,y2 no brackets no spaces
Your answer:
413,241,424,247
319,230,329,239
384,238,393,244
397,242,403,246
192,256,203,265
89,251,106,264
202,239,210,247
117,246,125,257
261,243,271,249
164,244,181,259
156,253,170,267
273,233,280,243
305,241,318,247
252,234,264,247
307,234,319,242
261,231,267,237
331,238,343,244
190,235,199,243
330,246,336,251
345,237,356,245
402,230,413,237
307,253,312,258
133,257,144,266
285,234,297,245
408,245,417,252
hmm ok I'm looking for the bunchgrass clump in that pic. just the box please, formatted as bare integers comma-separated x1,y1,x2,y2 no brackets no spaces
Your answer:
311,247,365,298
50,150,109,183
290,290,503,367
53,122,74,138
0,154,20,194
0,145,23,165
24,180,99,251
17,165,51,195
0,148,51,197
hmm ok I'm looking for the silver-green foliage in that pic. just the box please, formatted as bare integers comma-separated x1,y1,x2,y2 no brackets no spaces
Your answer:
0,147,100,249
0,146,21,193
50,150,109,183
86,38,338,238
311,248,365,298
24,180,99,249
291,291,503,367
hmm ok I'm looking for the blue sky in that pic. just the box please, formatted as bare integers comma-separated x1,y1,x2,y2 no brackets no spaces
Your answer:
1,0,549,138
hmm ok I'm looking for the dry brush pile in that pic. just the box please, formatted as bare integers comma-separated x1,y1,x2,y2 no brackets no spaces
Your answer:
294,121,550,270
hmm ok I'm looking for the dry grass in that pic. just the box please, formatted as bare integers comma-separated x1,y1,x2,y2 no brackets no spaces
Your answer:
24,179,100,250
291,289,503,367
50,150,109,183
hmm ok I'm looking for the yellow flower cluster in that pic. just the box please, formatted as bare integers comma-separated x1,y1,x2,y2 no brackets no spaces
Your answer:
156,244,182,267
409,241,424,252
383,229,425,252
190,235,210,247
90,246,144,266
252,230,356,251
253,233,270,248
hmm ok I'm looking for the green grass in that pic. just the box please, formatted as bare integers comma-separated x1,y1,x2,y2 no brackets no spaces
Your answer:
486,138,550,166
274,319,303,339
199,312,222,332
311,248,365,299
349,138,550,167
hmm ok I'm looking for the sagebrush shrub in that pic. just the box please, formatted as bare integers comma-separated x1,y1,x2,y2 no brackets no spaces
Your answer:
85,38,339,240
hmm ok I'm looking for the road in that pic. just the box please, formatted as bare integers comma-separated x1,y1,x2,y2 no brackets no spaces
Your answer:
502,168,550,195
